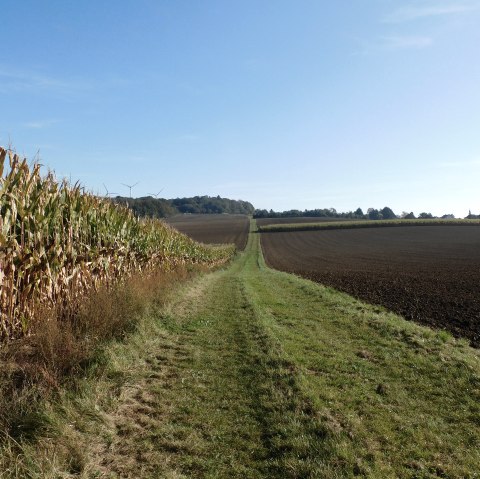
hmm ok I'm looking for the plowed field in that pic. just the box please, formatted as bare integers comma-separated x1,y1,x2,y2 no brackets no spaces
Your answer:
261,226,480,346
167,214,249,250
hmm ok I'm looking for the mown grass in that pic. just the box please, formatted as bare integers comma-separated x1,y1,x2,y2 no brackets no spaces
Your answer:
258,218,480,232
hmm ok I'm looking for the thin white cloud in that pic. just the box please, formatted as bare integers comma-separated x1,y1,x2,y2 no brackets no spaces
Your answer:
383,4,477,23
0,65,90,95
360,35,434,54
22,119,60,129
382,35,434,50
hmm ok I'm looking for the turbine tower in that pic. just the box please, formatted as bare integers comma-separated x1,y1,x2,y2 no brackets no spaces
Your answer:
122,181,139,198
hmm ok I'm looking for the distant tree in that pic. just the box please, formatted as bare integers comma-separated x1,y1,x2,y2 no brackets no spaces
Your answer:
441,214,455,219
465,210,480,219
285,209,302,217
403,212,416,219
253,209,269,218
418,212,433,219
254,205,397,220
380,206,396,219
178,202,198,214
114,195,254,218
367,208,381,220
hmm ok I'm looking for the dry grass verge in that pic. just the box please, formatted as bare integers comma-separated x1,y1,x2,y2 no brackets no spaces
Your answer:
0,264,204,446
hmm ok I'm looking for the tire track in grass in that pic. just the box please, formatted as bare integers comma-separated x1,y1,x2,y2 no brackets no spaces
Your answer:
147,231,338,478
86,230,335,478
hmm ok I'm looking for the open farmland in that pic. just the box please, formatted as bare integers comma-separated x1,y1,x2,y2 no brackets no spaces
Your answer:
261,225,480,346
256,216,357,227
167,214,250,250
258,218,480,232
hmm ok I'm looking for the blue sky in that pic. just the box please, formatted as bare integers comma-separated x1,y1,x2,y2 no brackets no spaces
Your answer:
1,1,479,216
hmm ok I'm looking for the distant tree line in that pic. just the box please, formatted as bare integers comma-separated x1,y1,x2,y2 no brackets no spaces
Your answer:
113,195,255,218
254,206,476,220
254,207,365,219
466,210,480,219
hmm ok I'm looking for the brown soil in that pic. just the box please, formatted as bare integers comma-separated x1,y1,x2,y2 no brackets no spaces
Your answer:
261,226,480,346
166,214,249,250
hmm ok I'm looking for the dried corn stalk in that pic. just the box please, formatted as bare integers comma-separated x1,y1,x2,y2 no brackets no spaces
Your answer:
0,147,234,339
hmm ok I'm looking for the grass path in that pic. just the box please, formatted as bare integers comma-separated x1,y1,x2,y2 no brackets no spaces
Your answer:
84,229,334,478
5,221,479,478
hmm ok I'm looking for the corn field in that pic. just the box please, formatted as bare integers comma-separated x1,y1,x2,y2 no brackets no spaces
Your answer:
0,147,234,339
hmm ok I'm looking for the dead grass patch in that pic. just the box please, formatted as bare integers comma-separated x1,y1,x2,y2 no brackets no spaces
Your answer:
0,265,199,447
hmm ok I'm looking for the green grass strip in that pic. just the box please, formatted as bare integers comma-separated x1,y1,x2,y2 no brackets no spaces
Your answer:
258,218,480,232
